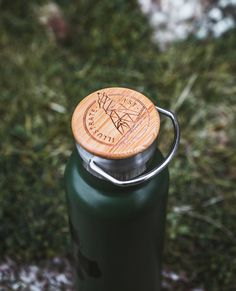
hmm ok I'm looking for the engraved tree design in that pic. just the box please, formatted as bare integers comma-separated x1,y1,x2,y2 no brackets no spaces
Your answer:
97,92,143,135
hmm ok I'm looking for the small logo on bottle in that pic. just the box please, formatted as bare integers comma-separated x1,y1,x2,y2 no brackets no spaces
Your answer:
69,219,102,280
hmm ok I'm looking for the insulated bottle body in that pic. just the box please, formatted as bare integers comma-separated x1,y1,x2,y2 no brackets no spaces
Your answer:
65,148,169,291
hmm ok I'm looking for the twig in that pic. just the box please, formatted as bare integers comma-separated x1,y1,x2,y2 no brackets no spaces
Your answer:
202,196,225,207
183,211,235,241
172,73,198,112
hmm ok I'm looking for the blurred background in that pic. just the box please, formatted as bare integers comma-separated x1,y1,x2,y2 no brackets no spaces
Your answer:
0,0,235,290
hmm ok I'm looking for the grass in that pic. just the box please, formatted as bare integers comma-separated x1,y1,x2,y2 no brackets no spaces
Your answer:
0,0,236,290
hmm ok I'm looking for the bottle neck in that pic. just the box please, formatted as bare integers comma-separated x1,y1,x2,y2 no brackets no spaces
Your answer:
76,142,157,181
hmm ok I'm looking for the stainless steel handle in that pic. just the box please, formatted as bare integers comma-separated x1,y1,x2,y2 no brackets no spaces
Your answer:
89,106,180,187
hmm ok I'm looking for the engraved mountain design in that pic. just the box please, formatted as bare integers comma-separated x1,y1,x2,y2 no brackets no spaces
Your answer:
97,92,144,135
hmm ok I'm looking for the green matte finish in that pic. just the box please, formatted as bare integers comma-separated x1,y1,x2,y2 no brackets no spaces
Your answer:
65,148,169,291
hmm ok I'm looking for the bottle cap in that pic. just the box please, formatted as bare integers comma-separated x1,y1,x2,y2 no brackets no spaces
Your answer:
72,87,180,184
72,87,160,160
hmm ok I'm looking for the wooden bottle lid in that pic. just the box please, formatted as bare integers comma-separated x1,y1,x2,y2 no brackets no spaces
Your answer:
72,87,160,160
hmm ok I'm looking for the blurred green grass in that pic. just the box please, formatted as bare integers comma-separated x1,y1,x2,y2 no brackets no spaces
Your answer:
0,0,235,290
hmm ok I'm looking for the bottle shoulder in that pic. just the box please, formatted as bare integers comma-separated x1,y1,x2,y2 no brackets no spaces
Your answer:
65,149,169,219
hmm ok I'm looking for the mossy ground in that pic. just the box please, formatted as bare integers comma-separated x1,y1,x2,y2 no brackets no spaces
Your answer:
0,1,235,290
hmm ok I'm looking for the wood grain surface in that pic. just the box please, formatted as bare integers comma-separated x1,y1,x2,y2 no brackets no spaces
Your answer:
72,87,160,159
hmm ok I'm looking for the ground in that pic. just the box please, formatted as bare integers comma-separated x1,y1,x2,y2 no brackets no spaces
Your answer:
0,1,236,290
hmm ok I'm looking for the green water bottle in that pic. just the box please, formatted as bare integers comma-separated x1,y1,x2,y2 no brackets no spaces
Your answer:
65,87,180,291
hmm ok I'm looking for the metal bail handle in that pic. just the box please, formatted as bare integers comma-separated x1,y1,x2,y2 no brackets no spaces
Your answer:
89,106,180,187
